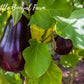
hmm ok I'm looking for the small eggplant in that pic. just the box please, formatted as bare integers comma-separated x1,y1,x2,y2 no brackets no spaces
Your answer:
0,15,31,72
54,36,73,55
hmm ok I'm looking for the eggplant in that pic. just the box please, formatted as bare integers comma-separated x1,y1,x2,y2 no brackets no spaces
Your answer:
54,36,73,55
30,0,38,15
0,15,31,72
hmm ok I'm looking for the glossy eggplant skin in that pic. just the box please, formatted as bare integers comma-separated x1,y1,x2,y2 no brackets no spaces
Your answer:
0,15,31,72
54,36,73,55
30,0,38,15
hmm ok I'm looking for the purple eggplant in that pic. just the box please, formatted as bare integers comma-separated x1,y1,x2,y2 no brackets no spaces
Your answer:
54,36,73,55
0,15,31,72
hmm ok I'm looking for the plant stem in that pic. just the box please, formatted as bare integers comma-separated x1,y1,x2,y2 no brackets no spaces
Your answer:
66,67,72,84
24,77,29,84
20,73,25,84
70,66,76,84
41,34,51,42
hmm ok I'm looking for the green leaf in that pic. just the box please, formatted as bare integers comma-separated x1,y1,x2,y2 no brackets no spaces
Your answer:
12,9,22,26
0,11,8,37
29,10,55,29
13,0,21,6
0,0,12,6
25,78,39,84
23,10,30,19
60,54,78,68
0,73,9,84
29,0,72,29
37,0,72,17
0,70,22,84
0,11,7,29
21,70,28,78
4,72,22,84
23,39,51,79
25,62,62,84
55,9,84,49
39,62,62,84
78,50,84,57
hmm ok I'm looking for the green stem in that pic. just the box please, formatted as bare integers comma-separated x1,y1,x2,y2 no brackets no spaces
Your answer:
20,73,25,84
41,34,51,42
66,67,72,84
41,30,52,43
70,66,76,84
24,77,29,84
41,30,48,40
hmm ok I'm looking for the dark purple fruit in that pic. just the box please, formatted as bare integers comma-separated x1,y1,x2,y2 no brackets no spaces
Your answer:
0,15,31,72
54,36,73,55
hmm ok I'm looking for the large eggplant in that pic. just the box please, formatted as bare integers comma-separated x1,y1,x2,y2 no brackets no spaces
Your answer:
0,15,31,72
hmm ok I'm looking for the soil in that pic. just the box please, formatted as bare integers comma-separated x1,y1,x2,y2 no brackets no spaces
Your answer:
52,55,84,84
